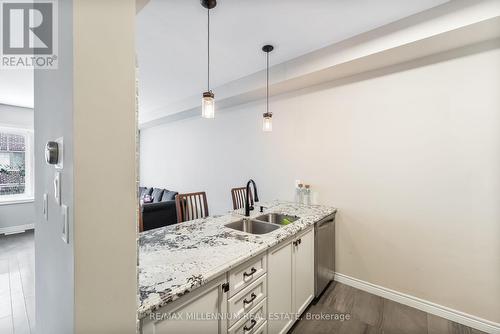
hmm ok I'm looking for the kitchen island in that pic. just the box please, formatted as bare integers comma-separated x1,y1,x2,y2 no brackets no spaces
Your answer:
139,201,337,334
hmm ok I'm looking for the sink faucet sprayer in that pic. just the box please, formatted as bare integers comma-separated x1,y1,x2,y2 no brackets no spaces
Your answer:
245,179,259,217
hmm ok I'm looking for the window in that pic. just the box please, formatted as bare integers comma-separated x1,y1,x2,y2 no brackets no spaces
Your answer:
0,127,34,203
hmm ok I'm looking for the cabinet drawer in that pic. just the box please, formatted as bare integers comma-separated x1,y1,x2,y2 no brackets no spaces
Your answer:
229,255,266,297
252,320,267,334
228,299,267,334
228,274,267,327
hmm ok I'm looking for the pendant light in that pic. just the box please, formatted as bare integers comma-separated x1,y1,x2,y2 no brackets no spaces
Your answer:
201,0,216,118
262,44,274,132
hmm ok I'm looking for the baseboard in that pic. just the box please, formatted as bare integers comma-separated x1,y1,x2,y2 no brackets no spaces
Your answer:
334,272,499,334
0,223,34,235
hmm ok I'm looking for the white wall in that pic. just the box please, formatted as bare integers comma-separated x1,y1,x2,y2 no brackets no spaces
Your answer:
35,0,74,331
0,104,33,129
0,202,35,231
0,105,35,231
140,42,500,323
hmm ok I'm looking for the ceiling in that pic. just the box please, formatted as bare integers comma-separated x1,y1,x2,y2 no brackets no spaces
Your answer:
0,0,450,112
136,0,449,116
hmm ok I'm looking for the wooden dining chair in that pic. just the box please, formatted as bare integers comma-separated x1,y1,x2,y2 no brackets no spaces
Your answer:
175,192,209,223
231,187,253,210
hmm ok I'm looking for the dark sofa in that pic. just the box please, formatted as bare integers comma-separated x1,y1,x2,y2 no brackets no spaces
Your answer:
139,187,178,231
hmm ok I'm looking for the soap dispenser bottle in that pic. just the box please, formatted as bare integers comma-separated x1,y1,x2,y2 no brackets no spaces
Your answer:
295,183,304,204
303,185,311,205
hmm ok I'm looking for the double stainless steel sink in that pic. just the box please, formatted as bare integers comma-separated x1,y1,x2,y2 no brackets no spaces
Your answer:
224,213,300,235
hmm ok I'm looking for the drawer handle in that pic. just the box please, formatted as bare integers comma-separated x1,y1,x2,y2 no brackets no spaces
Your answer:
243,319,257,332
243,267,257,278
243,293,257,305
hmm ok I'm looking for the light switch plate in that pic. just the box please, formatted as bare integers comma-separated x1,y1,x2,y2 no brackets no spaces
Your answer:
61,204,69,244
43,193,48,220
54,171,61,205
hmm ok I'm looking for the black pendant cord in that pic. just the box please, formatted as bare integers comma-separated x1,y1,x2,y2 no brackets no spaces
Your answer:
207,8,210,92
266,51,269,114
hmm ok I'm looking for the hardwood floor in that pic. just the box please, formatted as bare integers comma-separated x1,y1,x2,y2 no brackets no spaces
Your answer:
290,282,486,334
0,230,35,334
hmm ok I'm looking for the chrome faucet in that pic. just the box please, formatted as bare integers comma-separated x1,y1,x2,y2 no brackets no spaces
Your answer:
245,179,259,217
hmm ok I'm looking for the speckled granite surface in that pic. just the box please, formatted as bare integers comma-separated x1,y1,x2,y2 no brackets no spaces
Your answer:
138,201,336,319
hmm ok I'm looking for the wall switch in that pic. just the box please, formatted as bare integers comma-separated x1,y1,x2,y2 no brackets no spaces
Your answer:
43,193,48,220
61,204,69,244
54,171,61,205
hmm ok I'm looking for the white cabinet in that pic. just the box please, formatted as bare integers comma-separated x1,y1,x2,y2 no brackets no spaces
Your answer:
292,227,315,315
141,275,228,334
267,241,293,334
227,255,268,333
267,227,315,334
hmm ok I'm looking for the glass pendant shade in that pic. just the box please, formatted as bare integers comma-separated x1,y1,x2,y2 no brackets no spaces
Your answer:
201,1,216,119
262,45,274,132
202,91,215,119
263,112,272,132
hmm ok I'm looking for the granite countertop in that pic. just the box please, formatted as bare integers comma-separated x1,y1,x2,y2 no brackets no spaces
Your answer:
138,201,337,320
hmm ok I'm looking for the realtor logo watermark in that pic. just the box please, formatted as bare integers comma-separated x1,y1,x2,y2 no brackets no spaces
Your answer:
0,0,58,69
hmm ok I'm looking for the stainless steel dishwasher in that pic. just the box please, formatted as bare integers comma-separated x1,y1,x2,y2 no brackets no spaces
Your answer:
314,212,336,299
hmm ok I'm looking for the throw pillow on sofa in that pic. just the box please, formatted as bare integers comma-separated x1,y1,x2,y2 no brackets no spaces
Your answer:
139,187,153,199
161,190,178,202
151,188,164,202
